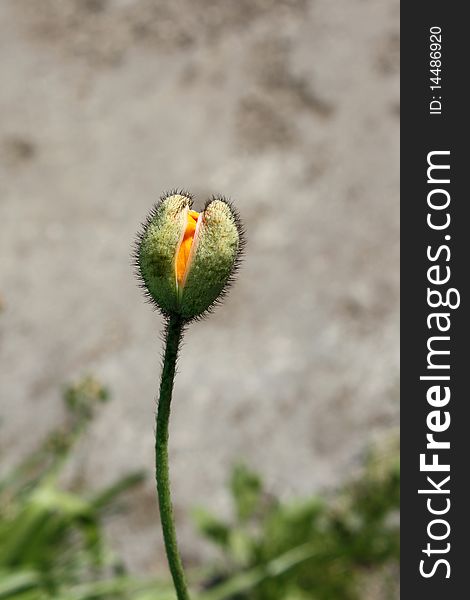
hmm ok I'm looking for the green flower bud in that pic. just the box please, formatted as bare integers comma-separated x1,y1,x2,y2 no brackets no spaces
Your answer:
136,191,244,320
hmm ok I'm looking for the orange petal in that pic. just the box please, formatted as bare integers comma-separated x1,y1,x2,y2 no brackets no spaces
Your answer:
176,210,199,285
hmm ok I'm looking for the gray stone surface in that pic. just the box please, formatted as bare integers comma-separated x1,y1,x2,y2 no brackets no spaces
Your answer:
0,0,399,574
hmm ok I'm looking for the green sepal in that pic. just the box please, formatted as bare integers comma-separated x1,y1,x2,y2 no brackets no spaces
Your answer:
138,193,190,316
179,199,240,319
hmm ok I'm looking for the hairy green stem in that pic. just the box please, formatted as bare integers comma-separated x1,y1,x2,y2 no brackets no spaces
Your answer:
156,316,190,600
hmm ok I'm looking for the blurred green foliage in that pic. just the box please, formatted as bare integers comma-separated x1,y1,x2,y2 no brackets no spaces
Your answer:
0,377,174,600
0,377,399,600
196,445,399,600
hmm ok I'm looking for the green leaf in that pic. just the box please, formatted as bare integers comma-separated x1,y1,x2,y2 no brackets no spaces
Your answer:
230,464,262,522
192,508,231,549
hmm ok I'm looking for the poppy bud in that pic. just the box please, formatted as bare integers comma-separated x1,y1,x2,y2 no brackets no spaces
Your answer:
136,191,243,320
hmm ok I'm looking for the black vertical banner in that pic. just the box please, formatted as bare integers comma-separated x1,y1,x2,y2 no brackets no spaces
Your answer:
401,3,468,597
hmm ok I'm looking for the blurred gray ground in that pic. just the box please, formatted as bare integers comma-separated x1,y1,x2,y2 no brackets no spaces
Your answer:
0,0,399,573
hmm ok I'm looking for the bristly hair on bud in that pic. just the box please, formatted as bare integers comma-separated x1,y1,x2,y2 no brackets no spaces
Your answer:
134,190,245,322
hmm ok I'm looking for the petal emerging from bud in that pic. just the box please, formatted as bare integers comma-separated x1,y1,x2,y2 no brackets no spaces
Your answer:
136,192,243,320
176,210,200,287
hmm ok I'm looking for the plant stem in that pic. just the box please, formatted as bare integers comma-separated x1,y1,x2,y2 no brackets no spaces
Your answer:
156,315,190,600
